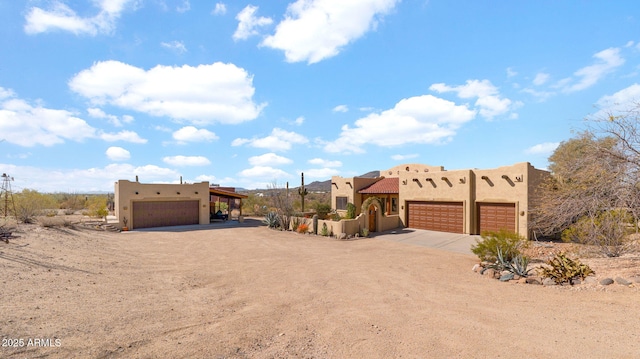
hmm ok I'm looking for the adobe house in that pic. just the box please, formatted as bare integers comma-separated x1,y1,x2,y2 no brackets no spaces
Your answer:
114,180,247,230
331,162,548,239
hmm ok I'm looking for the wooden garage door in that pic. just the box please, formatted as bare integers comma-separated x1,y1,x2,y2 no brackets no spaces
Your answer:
407,201,464,234
133,200,200,229
478,202,516,234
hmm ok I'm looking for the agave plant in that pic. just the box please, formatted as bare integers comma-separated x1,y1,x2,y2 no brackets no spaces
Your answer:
263,211,280,229
487,247,532,279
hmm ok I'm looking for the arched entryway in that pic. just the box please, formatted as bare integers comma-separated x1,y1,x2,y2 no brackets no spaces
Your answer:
368,204,377,232
362,196,383,233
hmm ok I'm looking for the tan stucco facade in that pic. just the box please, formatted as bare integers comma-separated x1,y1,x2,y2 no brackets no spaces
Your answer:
115,180,211,230
331,162,548,239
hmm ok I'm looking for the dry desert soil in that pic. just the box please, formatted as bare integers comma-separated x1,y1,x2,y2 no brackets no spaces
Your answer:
1,218,639,358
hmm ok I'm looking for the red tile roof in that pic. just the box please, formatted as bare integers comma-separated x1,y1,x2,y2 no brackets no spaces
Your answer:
358,177,399,194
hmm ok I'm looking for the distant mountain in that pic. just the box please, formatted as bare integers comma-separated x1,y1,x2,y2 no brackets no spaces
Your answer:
238,170,381,193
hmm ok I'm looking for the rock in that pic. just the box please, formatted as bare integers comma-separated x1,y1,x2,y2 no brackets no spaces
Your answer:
615,277,632,286
583,276,597,285
525,277,542,285
482,268,497,278
571,278,582,285
512,274,521,281
517,277,528,284
542,278,557,286
629,276,640,284
471,264,482,273
338,233,347,240
499,273,514,282
599,278,614,286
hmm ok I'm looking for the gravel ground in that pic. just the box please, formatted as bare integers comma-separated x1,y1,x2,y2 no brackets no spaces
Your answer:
1,218,639,358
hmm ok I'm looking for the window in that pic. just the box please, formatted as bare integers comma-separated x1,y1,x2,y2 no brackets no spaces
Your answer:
336,196,348,210
391,198,398,212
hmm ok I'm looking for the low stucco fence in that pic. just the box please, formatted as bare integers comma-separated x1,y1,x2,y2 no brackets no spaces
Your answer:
289,214,401,237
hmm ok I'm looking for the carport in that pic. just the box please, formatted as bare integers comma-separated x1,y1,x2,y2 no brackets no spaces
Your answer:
209,187,248,221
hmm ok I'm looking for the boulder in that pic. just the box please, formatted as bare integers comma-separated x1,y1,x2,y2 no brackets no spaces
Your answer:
337,233,347,240
615,277,631,286
542,278,557,286
599,278,614,286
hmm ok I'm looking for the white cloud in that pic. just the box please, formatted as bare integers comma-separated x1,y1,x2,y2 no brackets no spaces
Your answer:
212,3,227,15
249,153,293,166
87,107,133,126
533,72,550,86
69,60,265,125
0,162,180,193
293,116,305,125
177,0,190,13
308,158,342,167
24,0,136,35
0,97,96,146
561,47,625,93
525,142,559,155
506,67,518,78
323,95,476,154
232,128,309,151
163,155,211,166
261,0,399,64
302,168,340,178
391,153,418,161
238,166,290,179
592,83,640,118
430,79,514,119
172,126,218,143
106,146,131,161
333,104,349,113
233,5,273,41
99,130,147,143
161,40,187,54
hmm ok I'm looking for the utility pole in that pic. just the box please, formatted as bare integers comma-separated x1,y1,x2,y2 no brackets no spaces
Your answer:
1,173,17,219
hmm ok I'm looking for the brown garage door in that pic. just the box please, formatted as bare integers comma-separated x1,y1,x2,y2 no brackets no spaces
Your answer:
478,202,516,234
132,200,200,229
407,201,464,233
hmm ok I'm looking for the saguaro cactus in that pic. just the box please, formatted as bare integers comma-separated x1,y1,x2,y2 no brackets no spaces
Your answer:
298,172,309,213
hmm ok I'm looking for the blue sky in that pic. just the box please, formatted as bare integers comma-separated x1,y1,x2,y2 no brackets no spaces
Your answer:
1,1,640,192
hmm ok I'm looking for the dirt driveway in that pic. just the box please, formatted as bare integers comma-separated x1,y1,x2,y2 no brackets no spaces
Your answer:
1,219,639,358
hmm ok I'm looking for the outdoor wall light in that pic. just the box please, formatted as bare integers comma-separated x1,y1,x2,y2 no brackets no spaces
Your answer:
459,177,466,184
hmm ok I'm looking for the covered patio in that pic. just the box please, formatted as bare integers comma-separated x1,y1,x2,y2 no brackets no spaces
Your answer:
209,187,247,221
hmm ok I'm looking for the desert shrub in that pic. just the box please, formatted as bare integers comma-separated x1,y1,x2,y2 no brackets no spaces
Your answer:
13,189,57,223
297,223,309,233
471,229,528,263
360,228,369,237
86,195,108,219
263,211,280,229
314,203,332,219
561,210,634,257
320,223,330,236
540,253,594,285
291,217,301,232
330,212,342,221
345,203,356,219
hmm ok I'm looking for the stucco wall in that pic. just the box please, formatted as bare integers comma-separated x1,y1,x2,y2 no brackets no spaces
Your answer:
330,162,549,239
398,168,474,233
331,176,379,216
115,180,210,229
